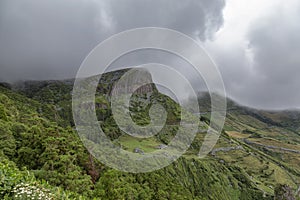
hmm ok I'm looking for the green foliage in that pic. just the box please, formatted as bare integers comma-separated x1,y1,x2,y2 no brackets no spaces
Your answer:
0,157,31,198
0,156,89,199
0,123,16,158
0,104,7,121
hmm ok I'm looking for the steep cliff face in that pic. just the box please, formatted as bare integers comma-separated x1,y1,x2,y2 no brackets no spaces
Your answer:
110,68,155,96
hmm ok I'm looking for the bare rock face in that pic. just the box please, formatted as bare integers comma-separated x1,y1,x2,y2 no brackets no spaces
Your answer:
110,68,154,96
274,184,296,200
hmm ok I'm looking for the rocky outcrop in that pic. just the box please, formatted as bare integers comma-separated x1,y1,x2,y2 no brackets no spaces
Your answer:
274,184,296,200
244,139,300,154
210,145,244,156
110,68,154,96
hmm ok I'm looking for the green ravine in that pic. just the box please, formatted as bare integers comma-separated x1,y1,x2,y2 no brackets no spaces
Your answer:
0,69,299,199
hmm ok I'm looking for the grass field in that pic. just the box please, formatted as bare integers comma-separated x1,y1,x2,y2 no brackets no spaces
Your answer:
226,131,251,139
116,134,162,153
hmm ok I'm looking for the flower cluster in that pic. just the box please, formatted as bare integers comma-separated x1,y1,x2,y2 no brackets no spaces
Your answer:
12,183,54,200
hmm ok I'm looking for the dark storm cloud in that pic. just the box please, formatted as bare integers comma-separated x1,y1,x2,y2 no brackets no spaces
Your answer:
224,3,300,109
0,0,110,82
0,0,225,82
6,0,299,109
102,0,225,40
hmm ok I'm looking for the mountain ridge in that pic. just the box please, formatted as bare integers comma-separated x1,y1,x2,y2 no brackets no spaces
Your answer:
0,68,299,199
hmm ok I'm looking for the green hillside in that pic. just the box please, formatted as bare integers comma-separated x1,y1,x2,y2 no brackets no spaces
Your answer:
0,69,299,199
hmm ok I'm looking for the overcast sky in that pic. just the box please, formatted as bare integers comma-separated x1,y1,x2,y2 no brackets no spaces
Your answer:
0,0,299,109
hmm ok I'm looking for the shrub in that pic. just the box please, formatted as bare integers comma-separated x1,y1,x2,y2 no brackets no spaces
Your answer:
12,183,54,200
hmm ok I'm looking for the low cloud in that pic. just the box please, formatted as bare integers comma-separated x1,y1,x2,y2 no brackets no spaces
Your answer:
206,0,300,109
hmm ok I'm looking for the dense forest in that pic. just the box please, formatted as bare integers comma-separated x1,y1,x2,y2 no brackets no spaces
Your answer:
1,69,300,199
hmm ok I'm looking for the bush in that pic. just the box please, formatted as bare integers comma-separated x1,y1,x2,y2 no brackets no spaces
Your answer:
12,183,54,200
0,157,34,198
0,105,7,121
